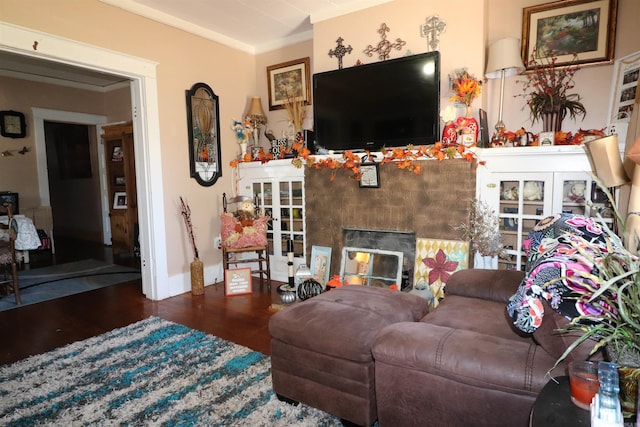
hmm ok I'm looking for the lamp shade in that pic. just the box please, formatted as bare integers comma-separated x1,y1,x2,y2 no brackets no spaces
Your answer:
485,38,525,79
246,96,266,121
585,135,630,187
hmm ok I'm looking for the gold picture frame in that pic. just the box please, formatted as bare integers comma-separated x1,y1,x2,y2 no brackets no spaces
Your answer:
521,0,618,69
266,57,311,111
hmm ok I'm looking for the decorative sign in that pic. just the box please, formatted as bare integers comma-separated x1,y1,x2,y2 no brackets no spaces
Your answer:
224,268,252,296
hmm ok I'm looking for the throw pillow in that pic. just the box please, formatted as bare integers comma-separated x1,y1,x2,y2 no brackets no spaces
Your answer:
506,213,620,334
220,213,269,249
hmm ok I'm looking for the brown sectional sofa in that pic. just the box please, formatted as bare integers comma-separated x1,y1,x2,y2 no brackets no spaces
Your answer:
269,268,591,426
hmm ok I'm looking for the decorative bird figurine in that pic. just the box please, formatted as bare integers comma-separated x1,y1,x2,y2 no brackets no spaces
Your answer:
264,129,275,142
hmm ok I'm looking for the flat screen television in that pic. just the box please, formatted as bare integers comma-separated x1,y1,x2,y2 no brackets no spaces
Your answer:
313,51,440,152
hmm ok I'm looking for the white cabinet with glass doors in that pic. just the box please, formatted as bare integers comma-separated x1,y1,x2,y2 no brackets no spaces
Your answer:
476,145,618,271
237,160,305,282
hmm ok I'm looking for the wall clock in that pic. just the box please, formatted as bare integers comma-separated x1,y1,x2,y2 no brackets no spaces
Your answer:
0,110,27,138
359,163,380,188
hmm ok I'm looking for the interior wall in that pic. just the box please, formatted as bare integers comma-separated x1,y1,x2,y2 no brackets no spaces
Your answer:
2,0,256,281
0,76,112,210
255,40,314,155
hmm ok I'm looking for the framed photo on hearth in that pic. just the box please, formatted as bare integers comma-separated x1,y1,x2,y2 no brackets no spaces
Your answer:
521,0,618,69
310,246,332,285
224,267,252,296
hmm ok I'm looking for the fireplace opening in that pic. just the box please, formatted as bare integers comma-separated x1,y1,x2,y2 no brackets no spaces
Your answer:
342,228,416,291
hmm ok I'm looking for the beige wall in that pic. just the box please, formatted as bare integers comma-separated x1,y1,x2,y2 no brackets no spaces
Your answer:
0,76,113,209
1,0,639,296
255,40,314,151
2,0,256,281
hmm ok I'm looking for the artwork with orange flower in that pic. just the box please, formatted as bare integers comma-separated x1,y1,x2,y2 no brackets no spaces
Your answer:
449,69,482,107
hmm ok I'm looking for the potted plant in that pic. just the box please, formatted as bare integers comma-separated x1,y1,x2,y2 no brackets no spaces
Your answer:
518,50,586,132
546,186,640,417
456,198,506,268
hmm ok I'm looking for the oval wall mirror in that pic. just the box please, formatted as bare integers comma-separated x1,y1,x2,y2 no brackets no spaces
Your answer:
186,82,222,186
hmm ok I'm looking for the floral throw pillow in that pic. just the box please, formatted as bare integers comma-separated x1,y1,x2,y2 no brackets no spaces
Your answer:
220,213,269,249
506,213,621,334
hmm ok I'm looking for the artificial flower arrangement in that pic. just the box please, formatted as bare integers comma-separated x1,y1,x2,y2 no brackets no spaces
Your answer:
517,50,586,125
456,198,507,258
284,91,307,133
231,119,253,144
449,69,482,110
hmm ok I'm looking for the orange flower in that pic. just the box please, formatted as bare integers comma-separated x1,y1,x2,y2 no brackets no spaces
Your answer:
449,69,482,107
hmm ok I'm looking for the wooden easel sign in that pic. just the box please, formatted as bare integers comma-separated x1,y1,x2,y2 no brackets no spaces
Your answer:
224,268,252,296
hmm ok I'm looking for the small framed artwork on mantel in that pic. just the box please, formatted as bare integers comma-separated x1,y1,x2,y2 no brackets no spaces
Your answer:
359,163,380,188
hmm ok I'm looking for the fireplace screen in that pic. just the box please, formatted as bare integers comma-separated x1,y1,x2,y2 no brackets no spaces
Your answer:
339,247,403,290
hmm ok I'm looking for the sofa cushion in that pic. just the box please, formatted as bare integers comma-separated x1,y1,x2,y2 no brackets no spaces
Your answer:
373,322,560,394
269,285,429,363
532,299,599,362
423,295,530,343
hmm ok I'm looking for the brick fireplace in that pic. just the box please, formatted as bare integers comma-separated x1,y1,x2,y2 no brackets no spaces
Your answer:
304,159,476,282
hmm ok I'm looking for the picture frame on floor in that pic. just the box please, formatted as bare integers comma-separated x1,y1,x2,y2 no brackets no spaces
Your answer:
224,268,252,296
310,246,331,285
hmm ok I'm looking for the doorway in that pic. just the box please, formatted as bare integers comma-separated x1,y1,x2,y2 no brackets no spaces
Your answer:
43,121,103,243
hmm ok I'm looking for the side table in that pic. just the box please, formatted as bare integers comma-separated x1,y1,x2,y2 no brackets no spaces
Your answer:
530,376,591,427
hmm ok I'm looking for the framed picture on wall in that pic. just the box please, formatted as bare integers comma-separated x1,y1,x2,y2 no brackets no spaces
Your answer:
113,192,127,209
521,0,618,69
266,57,311,111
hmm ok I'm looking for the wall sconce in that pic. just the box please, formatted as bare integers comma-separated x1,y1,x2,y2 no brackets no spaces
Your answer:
245,96,267,147
485,38,524,139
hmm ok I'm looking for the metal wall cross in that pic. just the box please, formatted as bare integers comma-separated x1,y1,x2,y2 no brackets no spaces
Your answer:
328,37,353,69
420,15,446,52
363,23,406,61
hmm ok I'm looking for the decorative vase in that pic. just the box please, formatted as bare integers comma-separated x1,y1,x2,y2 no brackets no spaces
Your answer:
542,106,563,132
239,142,248,156
455,106,478,144
190,257,204,296
607,345,640,419
473,252,497,269
442,121,457,146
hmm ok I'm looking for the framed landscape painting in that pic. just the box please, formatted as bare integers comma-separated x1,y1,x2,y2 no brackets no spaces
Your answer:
266,57,311,111
521,0,618,69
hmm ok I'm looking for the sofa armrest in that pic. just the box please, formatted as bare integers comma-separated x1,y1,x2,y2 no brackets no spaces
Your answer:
446,269,525,303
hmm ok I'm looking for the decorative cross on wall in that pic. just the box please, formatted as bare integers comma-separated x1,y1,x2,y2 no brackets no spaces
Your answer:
363,23,406,61
329,37,353,69
420,15,446,51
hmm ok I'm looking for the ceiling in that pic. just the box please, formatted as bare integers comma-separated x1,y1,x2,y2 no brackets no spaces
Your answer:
0,0,391,90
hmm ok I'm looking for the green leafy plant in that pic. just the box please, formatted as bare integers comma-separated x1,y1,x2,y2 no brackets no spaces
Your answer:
550,182,640,367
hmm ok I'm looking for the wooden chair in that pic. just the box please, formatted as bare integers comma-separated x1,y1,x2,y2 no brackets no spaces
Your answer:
222,193,271,290
0,203,21,304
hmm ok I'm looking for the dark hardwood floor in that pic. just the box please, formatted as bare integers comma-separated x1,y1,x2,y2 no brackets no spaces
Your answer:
0,238,280,366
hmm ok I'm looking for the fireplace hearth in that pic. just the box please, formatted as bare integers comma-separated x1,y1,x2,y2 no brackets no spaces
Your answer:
343,228,415,290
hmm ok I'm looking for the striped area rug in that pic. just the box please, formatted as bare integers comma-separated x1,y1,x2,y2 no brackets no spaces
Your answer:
0,317,341,426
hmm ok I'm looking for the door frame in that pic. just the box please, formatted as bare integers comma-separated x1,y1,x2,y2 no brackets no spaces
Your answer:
1,22,168,300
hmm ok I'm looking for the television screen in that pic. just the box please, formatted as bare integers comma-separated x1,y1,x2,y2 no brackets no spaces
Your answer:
313,51,440,152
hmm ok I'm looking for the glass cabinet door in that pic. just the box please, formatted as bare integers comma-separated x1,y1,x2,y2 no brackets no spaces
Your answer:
495,173,553,271
554,173,614,226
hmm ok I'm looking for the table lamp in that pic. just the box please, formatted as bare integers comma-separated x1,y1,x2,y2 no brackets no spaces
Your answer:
245,96,267,147
485,38,524,139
